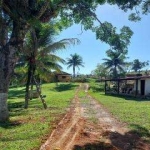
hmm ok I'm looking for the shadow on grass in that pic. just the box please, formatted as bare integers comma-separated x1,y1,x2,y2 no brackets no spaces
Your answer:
129,124,150,139
54,83,78,92
8,101,24,109
8,88,25,99
73,124,150,150
109,125,150,149
0,120,22,129
8,101,28,117
104,93,150,102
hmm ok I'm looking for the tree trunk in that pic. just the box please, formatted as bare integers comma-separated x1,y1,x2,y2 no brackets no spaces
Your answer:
73,66,75,78
0,13,9,122
0,44,17,122
30,77,34,100
114,65,117,78
0,19,28,121
0,93,9,122
25,63,32,109
25,57,36,108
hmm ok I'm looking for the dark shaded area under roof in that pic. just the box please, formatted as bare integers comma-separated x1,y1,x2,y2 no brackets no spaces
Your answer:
55,71,71,76
104,75,150,81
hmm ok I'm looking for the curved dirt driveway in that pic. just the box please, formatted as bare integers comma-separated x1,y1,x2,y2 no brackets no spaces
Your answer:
40,84,150,150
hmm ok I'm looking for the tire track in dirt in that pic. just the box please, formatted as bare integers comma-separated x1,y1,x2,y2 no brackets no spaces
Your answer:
40,86,85,150
82,94,128,134
40,84,150,150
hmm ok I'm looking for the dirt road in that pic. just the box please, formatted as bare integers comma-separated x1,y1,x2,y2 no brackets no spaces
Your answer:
40,84,150,150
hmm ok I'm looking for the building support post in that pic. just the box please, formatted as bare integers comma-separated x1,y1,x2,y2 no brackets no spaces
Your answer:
105,80,107,95
135,79,138,96
117,80,120,94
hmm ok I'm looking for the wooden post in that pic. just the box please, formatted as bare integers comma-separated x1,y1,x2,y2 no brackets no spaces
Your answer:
105,80,107,94
117,80,120,94
135,79,138,96
33,77,47,109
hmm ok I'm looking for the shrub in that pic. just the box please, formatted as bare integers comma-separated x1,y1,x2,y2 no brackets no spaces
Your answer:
71,77,87,83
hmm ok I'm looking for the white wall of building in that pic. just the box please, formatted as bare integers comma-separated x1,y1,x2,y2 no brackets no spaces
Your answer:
145,79,150,95
138,80,141,94
133,79,150,95
133,80,141,94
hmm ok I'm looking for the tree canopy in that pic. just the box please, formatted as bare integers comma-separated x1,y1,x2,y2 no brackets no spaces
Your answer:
1,0,137,51
66,53,84,78
92,63,108,79
131,59,149,72
103,49,127,78
0,0,149,121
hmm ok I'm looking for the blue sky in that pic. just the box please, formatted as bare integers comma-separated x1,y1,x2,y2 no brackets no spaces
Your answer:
56,4,150,75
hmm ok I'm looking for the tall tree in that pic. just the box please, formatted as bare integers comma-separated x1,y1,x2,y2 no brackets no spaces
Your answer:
92,63,108,79
0,1,55,122
124,62,132,73
0,0,137,122
103,50,126,78
66,53,84,78
131,59,149,72
16,25,79,109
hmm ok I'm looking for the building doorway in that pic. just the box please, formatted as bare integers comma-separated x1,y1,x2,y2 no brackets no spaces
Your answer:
140,80,145,95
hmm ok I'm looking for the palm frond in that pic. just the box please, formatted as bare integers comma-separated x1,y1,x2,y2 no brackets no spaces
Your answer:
43,38,80,54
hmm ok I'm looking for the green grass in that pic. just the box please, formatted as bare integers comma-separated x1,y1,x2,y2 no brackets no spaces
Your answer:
90,82,150,141
0,82,78,150
89,80,105,92
89,82,150,141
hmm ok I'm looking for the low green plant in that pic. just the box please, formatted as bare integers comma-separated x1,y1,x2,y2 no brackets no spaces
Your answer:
71,77,87,83
90,81,104,92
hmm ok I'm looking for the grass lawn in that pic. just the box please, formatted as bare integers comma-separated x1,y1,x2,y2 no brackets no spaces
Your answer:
89,81,150,141
0,82,78,150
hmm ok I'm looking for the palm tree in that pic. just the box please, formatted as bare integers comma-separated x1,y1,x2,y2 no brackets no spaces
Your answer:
66,53,84,78
103,50,126,78
131,59,149,73
16,26,80,109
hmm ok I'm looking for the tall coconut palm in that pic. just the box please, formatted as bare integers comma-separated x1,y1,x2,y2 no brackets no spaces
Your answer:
103,50,126,78
66,53,84,78
16,25,80,109
131,59,149,73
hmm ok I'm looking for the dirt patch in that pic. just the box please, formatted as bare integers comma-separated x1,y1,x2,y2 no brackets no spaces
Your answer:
40,84,150,150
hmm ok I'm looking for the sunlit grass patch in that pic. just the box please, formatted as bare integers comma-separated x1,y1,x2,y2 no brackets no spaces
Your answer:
89,82,150,141
0,82,78,150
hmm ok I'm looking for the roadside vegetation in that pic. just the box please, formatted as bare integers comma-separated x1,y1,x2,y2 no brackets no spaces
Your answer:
0,83,78,150
89,79,150,141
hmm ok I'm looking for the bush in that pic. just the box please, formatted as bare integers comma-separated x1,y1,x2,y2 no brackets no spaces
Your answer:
71,77,87,83
89,82,104,92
